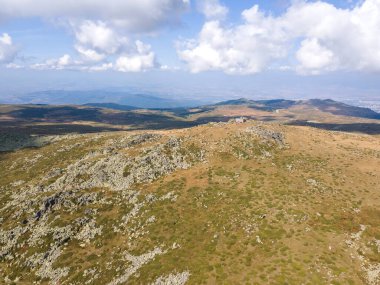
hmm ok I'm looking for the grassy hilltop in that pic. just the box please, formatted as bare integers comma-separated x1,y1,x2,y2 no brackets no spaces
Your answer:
0,119,379,284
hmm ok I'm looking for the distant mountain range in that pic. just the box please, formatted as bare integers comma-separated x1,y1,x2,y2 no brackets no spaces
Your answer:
213,98,297,110
1,97,380,136
2,90,380,118
210,98,380,120
92,98,380,120
0,90,205,109
83,103,139,111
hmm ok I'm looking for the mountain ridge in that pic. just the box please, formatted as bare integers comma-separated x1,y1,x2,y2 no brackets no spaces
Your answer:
0,120,379,284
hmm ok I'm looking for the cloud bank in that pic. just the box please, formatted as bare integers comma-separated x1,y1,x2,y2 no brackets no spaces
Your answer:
2,0,380,75
0,0,189,32
179,0,380,74
0,0,188,72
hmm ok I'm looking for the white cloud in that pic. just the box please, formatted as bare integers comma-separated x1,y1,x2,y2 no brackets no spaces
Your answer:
115,41,156,72
57,54,71,66
31,54,76,70
72,20,128,62
73,20,126,55
179,0,380,74
0,1,190,72
296,38,335,74
28,19,158,72
72,21,157,72
6,62,23,69
178,16,286,74
0,33,17,64
0,0,189,32
31,41,156,73
198,0,228,20
87,62,113,71
160,64,180,71
0,33,11,45
75,45,106,62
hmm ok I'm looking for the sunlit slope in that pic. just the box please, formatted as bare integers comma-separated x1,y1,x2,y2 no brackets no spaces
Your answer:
0,121,379,284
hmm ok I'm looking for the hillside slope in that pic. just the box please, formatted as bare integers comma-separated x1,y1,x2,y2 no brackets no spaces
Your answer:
0,121,379,284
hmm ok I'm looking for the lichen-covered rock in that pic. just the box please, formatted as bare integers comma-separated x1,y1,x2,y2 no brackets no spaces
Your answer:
26,245,69,284
152,271,190,285
75,219,102,243
245,126,286,146
108,247,166,285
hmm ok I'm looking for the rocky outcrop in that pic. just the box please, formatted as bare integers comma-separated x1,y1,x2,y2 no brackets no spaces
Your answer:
152,271,190,285
108,247,166,285
245,126,286,147
346,225,380,285
0,132,201,284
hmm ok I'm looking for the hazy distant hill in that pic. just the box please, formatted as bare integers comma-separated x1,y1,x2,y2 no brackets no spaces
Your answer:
209,98,380,120
300,99,380,120
1,90,204,109
212,98,296,112
80,98,380,120
3,91,379,120
1,98,380,138
83,102,139,111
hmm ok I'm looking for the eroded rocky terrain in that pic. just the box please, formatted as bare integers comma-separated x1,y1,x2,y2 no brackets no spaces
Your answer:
0,120,379,284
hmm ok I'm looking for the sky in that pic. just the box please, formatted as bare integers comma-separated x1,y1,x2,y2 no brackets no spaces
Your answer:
0,0,380,103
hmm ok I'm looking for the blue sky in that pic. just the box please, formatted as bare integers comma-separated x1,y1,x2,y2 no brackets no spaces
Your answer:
0,0,379,103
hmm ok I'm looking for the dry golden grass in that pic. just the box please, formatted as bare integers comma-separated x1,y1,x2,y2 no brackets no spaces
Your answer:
0,120,379,284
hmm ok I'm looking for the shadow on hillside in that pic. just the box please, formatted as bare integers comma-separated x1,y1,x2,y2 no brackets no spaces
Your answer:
8,106,104,122
288,121,380,135
102,112,198,130
0,123,123,136
193,116,232,124
4,106,199,130
0,124,126,153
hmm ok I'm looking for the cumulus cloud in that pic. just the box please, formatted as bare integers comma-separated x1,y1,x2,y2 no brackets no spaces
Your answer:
75,45,106,62
30,53,114,71
0,0,190,32
178,17,286,74
197,0,228,20
27,19,158,72
30,40,156,72
0,33,11,45
31,54,76,70
72,20,128,62
115,41,156,72
296,38,336,74
0,1,177,72
87,62,113,71
72,21,157,72
74,21,123,54
179,0,380,74
0,33,17,64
